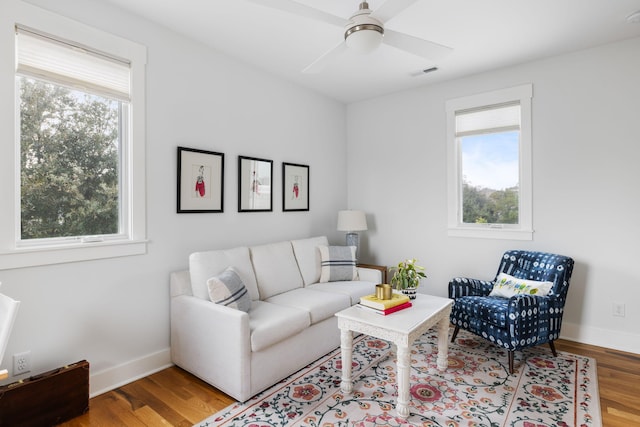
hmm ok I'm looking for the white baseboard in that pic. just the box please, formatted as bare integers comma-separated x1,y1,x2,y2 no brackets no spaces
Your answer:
561,322,640,355
89,348,172,397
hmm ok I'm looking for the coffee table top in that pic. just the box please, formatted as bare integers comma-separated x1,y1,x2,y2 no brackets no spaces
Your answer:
335,294,452,335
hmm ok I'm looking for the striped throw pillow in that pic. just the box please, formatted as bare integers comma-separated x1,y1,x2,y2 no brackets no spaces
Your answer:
318,246,358,283
207,267,251,312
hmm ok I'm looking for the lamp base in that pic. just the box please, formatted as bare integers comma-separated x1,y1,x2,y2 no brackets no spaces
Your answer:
345,232,359,260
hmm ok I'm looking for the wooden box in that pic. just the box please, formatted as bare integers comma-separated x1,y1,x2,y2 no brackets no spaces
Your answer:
0,360,89,426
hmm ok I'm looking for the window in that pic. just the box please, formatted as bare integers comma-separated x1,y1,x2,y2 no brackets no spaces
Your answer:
16,27,128,243
446,85,533,240
0,3,146,269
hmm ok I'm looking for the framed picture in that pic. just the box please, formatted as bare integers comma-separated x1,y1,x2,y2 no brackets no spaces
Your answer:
177,147,224,213
238,156,273,212
283,162,309,211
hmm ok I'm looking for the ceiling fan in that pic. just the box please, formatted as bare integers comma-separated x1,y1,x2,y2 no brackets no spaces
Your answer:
247,0,452,73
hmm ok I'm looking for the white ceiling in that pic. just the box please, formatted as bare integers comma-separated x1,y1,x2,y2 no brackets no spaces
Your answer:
99,0,640,103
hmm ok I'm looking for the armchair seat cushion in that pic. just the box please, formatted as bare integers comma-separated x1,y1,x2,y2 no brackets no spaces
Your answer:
455,295,510,328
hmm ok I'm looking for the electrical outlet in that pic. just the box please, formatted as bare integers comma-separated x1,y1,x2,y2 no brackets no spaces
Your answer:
13,351,31,375
613,303,626,317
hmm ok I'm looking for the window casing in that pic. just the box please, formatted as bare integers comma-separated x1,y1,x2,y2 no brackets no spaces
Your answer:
0,2,147,269
446,85,533,240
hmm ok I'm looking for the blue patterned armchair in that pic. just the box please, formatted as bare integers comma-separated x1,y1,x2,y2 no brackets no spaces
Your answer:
448,250,574,374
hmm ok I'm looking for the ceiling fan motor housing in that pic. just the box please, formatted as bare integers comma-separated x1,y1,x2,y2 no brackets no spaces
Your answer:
344,1,384,53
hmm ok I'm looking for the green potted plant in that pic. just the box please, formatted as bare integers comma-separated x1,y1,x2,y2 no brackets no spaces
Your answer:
390,258,426,299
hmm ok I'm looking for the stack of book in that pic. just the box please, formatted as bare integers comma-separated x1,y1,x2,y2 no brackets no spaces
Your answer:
357,292,412,315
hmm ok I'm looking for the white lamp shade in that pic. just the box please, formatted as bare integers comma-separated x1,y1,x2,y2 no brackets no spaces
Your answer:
337,210,368,232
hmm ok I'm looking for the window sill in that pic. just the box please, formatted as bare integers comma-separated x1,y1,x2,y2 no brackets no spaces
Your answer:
0,240,147,270
448,227,533,241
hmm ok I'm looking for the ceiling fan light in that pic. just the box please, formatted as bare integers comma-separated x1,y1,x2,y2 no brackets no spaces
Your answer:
345,25,383,53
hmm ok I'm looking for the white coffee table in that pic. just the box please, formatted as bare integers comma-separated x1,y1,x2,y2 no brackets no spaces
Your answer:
335,294,453,418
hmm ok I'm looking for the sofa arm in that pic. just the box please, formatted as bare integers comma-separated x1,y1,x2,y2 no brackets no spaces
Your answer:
448,277,494,299
170,294,251,400
357,266,384,283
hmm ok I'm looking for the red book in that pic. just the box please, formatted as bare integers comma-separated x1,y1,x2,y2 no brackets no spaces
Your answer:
356,301,412,315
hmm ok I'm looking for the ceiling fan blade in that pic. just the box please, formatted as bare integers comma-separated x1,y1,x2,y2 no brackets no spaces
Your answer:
302,41,348,74
245,0,346,27
383,29,452,60
370,0,419,23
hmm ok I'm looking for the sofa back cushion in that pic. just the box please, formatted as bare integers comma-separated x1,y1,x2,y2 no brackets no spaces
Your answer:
250,241,303,299
189,246,260,301
291,236,329,286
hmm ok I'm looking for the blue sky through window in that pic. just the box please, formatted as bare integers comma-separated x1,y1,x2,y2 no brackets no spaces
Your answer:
461,131,519,190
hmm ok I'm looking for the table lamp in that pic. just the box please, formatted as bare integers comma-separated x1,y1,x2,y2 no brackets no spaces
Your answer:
337,210,368,258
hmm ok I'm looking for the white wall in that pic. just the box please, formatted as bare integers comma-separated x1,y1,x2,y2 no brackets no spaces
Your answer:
0,0,347,394
348,36,640,354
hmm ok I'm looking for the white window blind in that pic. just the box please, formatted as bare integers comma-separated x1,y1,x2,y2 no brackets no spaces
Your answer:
455,102,520,137
15,25,131,101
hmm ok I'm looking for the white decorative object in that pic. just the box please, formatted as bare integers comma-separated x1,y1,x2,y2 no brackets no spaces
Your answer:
0,283,21,380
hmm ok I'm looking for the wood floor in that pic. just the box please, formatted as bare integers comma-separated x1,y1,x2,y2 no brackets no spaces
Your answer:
58,338,640,427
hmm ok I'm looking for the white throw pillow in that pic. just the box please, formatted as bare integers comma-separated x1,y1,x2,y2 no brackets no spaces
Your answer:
318,246,358,283
489,272,553,298
207,267,251,312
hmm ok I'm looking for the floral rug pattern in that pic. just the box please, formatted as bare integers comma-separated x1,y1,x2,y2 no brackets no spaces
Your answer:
197,329,600,427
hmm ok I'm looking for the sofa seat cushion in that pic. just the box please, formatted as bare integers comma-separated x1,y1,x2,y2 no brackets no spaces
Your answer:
307,281,376,305
265,288,351,325
250,241,304,299
249,301,310,352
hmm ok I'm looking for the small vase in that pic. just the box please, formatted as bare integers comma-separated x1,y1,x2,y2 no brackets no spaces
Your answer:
401,287,417,300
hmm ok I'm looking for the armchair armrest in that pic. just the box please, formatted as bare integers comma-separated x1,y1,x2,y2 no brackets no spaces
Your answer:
448,277,495,299
506,294,562,344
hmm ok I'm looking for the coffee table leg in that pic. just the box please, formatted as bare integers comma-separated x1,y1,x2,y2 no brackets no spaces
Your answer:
396,344,410,418
340,329,353,394
436,317,449,371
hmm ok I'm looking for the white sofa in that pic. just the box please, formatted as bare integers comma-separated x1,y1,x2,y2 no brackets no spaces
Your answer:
170,236,382,402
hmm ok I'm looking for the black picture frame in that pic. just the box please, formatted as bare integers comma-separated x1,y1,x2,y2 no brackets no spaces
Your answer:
177,147,224,213
282,162,309,212
238,156,273,212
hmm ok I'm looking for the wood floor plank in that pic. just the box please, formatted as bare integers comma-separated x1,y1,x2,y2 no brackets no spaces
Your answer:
56,340,638,426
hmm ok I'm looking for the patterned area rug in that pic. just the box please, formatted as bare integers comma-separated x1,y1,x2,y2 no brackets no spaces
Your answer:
197,329,601,427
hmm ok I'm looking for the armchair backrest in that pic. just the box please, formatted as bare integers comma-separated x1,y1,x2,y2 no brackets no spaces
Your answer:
495,250,574,302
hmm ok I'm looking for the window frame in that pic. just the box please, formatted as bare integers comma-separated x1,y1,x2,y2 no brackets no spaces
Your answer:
446,84,533,240
0,2,147,270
